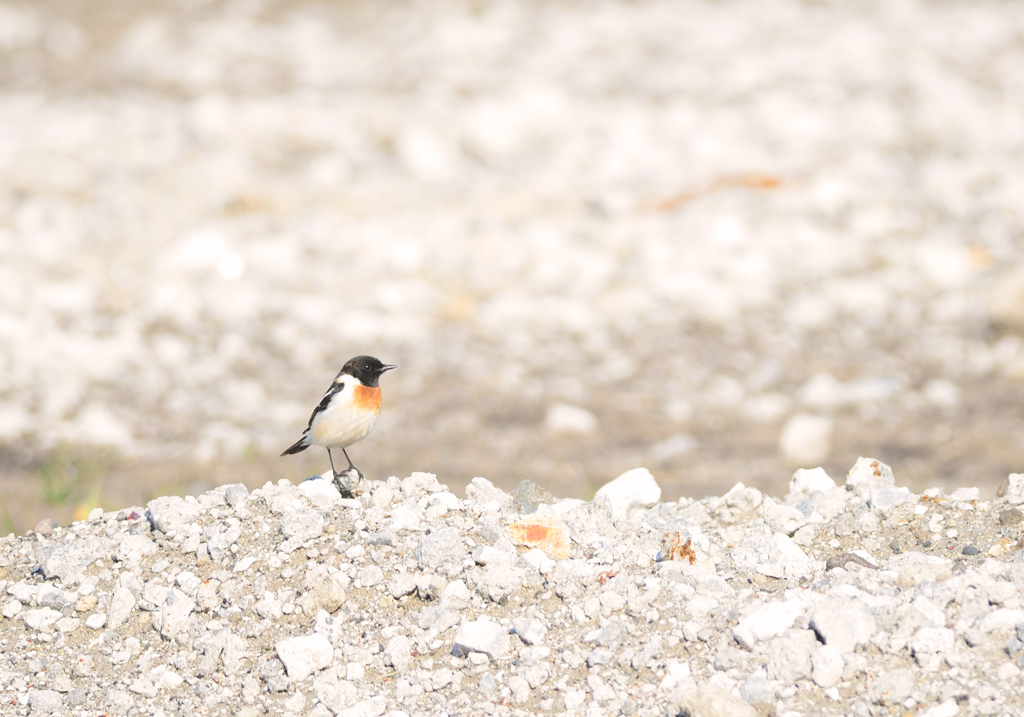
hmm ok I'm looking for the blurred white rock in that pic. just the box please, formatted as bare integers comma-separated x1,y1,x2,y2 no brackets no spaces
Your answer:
544,403,597,434
397,125,458,183
663,399,693,423
988,264,1024,331
649,434,698,463
923,379,960,408
778,413,833,466
741,393,792,423
917,243,976,289
797,373,844,409
0,405,30,440
66,404,135,453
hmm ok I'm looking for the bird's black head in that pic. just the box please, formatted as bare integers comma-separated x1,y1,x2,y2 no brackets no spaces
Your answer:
341,355,396,387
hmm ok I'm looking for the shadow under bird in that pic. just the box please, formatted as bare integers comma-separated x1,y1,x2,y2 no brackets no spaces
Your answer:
281,355,396,482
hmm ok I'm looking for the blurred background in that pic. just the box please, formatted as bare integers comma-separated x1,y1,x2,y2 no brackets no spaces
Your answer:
2,0,1024,535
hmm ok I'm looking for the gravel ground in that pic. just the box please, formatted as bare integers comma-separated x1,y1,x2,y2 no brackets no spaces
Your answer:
4,461,1024,716
2,0,1024,532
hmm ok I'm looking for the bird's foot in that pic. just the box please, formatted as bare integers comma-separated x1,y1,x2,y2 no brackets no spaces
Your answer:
332,467,363,499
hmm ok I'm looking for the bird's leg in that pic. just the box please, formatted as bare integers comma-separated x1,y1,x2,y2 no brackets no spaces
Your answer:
327,448,338,477
333,448,363,498
341,449,356,472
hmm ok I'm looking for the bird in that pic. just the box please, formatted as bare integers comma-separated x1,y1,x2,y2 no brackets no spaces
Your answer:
281,355,396,480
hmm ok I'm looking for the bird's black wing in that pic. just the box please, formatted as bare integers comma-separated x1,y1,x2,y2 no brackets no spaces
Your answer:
304,380,346,430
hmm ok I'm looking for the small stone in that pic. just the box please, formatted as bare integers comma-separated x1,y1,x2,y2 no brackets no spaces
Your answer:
587,648,613,667
302,579,347,614
809,598,876,653
734,600,804,649
276,634,333,681
845,457,896,499
766,630,816,682
71,655,94,677
389,573,417,599
721,482,764,511
75,593,98,612
1000,508,1023,525
962,545,981,556
313,672,357,714
416,574,447,600
812,644,844,688
512,617,548,645
465,477,511,508
27,689,63,713
594,467,661,508
454,619,510,659
146,496,202,535
596,619,628,646
280,507,325,552
508,515,571,560
114,534,158,567
55,616,80,633
869,484,913,516
33,519,55,536
108,586,136,629
358,565,384,587
869,668,915,705
36,536,115,582
105,688,135,716
224,483,249,506
128,678,158,698
1002,474,1024,504
477,561,526,603
416,605,459,634
416,527,465,570
151,588,194,640
910,627,955,672
233,555,257,572
739,676,774,705
2,599,21,618
788,467,837,495
440,579,472,610
371,485,394,508
509,479,554,514
385,634,414,671
22,607,62,631
671,686,759,717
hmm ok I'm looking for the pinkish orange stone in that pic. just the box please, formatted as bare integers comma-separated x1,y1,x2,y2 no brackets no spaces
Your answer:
508,515,571,560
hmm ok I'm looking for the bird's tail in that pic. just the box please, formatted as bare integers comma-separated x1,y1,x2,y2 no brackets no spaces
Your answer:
280,437,310,456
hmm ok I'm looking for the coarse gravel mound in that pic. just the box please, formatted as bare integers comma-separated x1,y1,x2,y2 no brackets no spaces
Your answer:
3,460,1024,716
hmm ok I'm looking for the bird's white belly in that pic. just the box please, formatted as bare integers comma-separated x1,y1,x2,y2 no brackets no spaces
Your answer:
309,404,378,449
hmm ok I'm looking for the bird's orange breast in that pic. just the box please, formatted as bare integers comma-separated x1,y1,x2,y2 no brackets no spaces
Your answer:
353,385,382,413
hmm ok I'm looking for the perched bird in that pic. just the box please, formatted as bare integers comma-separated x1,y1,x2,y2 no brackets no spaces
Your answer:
281,355,396,479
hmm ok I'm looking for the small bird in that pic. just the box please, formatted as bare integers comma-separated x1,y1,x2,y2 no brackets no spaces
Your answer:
281,355,396,479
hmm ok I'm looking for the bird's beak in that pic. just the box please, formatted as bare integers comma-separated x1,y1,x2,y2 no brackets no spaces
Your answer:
382,364,397,372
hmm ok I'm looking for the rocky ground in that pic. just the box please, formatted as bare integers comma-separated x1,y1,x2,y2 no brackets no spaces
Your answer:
3,460,1024,716
3,0,1024,532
